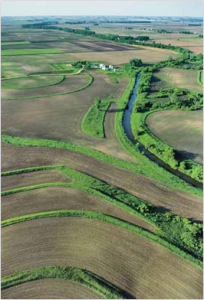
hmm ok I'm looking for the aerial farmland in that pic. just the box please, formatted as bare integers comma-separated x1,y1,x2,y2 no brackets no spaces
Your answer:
1,2,203,299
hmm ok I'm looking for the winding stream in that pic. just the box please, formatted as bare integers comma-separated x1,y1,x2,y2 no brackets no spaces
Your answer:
122,75,203,189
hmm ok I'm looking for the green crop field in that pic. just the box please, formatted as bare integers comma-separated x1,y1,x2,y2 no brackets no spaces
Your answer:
1,49,65,56
1,12,203,300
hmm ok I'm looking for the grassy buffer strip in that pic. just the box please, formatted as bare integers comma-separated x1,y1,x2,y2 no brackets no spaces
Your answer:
1,266,133,299
197,70,203,86
2,165,203,267
1,49,64,56
1,73,94,101
81,99,111,138
1,74,65,90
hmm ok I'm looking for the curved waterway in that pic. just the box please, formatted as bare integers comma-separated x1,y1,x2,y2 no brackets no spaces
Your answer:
122,75,202,189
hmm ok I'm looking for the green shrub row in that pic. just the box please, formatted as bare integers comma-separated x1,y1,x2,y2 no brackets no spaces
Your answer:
1,266,131,299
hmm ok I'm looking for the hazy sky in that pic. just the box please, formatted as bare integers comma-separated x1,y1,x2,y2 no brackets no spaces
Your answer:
1,1,203,17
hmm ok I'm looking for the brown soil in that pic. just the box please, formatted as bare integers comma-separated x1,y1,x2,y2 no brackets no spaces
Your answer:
2,143,202,221
1,279,103,299
2,218,202,299
1,75,89,99
2,186,154,232
1,170,70,191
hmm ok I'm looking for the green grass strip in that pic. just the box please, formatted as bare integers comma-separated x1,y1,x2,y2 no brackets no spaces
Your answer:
1,75,65,90
1,73,93,101
1,266,133,299
1,49,64,56
1,41,30,46
1,210,202,269
1,133,202,198
82,100,111,138
197,70,203,86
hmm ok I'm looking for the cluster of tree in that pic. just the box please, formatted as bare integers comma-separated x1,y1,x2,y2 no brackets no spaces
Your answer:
22,21,58,27
135,36,149,41
137,87,203,113
157,29,173,34
180,30,193,34
21,24,193,55
155,212,203,259
122,58,143,74
72,60,91,69
65,21,86,24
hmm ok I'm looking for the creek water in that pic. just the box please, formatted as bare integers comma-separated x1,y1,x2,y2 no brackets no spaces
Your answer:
122,75,202,189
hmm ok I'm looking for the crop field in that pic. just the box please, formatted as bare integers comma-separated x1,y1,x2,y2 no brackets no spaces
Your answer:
150,68,203,92
1,14,203,300
146,110,203,164
1,75,90,99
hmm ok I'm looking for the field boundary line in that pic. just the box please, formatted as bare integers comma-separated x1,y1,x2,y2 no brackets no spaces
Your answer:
1,266,133,299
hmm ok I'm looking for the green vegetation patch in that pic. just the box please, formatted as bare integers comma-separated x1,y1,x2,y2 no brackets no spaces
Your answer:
1,75,65,90
1,266,131,299
82,99,111,138
197,70,203,86
1,49,64,56
1,41,30,46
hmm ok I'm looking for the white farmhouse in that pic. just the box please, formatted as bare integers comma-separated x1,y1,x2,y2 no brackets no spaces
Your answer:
109,65,114,69
102,66,108,71
99,63,105,68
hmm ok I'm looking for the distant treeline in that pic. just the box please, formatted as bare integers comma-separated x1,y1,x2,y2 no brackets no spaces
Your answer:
180,31,193,34
25,21,59,27
21,24,193,54
157,29,173,34
188,24,202,26
101,21,152,24
65,21,86,24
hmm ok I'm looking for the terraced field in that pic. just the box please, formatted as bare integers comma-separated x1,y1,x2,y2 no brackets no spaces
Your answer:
1,17,203,300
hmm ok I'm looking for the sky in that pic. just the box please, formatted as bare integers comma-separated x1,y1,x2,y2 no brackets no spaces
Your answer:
1,1,203,17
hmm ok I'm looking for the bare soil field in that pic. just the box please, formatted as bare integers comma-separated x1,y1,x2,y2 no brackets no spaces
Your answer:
1,75,89,99
1,279,102,299
1,169,70,192
2,73,134,162
2,218,203,299
2,143,202,221
2,186,154,231
146,110,203,164
150,68,203,93
68,47,178,65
